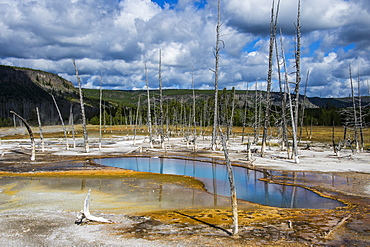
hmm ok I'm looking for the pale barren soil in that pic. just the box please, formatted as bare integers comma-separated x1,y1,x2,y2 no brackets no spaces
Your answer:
0,125,369,246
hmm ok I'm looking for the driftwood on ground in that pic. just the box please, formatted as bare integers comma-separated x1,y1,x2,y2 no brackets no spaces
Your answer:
75,189,112,224
324,214,351,239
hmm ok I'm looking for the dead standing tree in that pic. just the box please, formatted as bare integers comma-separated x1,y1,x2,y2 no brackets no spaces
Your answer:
278,1,302,163
357,71,365,152
220,129,239,237
10,111,35,161
275,30,288,151
51,94,69,150
158,50,165,149
253,82,261,144
99,75,103,150
72,59,89,153
349,65,360,153
210,0,223,151
133,95,141,145
339,67,369,152
279,30,298,162
241,83,249,143
262,0,280,155
332,121,340,156
69,105,76,149
145,62,153,148
192,69,197,149
227,87,236,144
35,107,45,152
299,70,310,142
291,0,302,163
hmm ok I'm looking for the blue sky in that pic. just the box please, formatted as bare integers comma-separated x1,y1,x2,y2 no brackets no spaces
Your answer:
153,0,180,8
0,0,369,98
152,0,207,9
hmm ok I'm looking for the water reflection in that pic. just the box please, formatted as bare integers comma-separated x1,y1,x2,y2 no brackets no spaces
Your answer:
96,157,345,209
0,176,233,213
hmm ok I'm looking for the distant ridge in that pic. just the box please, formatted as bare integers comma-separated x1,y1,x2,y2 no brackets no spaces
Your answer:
0,65,99,125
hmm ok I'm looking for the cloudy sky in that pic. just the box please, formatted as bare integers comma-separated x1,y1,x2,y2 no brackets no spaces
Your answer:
1,0,369,98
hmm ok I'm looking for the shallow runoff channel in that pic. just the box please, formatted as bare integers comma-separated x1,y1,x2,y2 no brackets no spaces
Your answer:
95,157,344,209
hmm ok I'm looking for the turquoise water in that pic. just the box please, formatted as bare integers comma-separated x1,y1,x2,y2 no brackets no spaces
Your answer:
95,157,345,209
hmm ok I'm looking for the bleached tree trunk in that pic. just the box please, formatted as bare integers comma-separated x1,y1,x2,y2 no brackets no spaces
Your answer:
202,99,209,140
103,102,107,133
275,33,288,150
280,31,299,163
110,109,113,133
288,86,298,161
253,83,259,144
357,71,364,152
158,50,165,149
35,107,44,152
220,88,227,128
349,65,359,153
332,121,340,156
165,102,170,139
310,118,313,140
292,0,301,162
220,129,238,237
152,92,158,135
192,69,197,150
72,59,89,153
145,62,153,148
69,105,76,149
258,91,262,143
262,0,279,155
173,107,178,135
10,111,35,161
99,75,103,150
13,114,16,129
241,84,249,143
184,100,191,147
210,0,222,151
133,96,140,145
51,94,69,150
227,87,236,144
246,136,253,162
179,97,184,137
299,70,309,142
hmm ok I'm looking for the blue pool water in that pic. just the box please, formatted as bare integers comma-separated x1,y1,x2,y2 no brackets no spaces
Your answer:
95,157,345,209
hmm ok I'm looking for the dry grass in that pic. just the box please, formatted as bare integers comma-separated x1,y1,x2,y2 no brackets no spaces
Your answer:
232,126,370,148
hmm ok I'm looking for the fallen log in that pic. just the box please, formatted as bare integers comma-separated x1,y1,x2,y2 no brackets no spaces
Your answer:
324,214,351,239
126,145,142,154
10,111,36,161
75,189,112,224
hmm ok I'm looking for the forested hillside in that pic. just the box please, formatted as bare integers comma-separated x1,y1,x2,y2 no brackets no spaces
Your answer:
0,65,100,126
84,88,370,128
0,65,369,128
